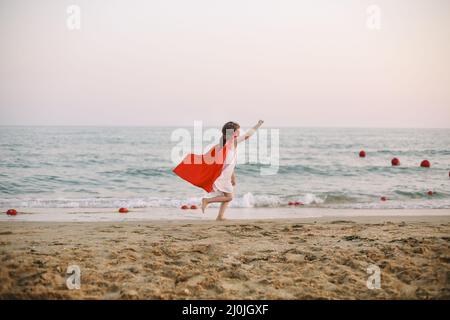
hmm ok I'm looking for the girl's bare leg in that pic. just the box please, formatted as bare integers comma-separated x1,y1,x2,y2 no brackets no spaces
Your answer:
216,201,230,221
201,193,233,214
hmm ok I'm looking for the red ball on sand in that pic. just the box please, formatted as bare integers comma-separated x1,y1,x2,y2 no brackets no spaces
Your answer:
288,202,294,206
359,150,366,158
380,197,387,201
181,205,189,210
118,207,128,213
427,191,433,196
294,202,304,206
6,209,17,216
391,158,400,166
190,205,198,209
420,160,430,168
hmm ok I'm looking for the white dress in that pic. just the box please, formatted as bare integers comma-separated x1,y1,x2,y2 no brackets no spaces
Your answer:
212,144,237,194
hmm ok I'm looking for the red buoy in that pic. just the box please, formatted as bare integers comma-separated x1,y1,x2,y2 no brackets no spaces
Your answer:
181,205,189,210
190,205,198,210
288,202,294,206
6,209,17,216
380,196,387,201
359,150,366,158
118,207,128,213
427,191,433,196
420,160,430,168
391,158,400,166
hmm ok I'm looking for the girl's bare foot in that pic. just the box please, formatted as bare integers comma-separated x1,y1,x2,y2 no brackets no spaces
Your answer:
216,216,226,221
201,198,208,213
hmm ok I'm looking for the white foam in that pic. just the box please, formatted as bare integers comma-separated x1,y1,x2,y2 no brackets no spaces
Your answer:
297,193,325,205
1,192,450,209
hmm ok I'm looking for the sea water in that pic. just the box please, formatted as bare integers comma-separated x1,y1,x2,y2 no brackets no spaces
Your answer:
1,126,449,218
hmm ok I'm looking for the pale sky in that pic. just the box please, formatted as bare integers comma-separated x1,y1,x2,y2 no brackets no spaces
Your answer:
0,0,449,127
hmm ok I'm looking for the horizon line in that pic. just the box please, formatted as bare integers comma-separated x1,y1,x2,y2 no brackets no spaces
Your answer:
1,125,450,129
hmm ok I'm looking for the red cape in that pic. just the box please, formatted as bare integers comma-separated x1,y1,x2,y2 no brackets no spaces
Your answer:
173,139,233,192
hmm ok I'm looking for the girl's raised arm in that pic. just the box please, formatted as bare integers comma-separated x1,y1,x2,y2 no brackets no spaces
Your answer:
237,120,264,143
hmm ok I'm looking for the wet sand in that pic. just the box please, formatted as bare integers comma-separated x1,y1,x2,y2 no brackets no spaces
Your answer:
0,215,449,299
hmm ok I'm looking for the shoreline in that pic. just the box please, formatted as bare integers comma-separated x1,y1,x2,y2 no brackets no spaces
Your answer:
1,208,450,222
1,214,449,299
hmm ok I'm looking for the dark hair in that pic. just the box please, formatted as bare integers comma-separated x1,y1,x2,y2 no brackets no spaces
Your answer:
221,121,240,147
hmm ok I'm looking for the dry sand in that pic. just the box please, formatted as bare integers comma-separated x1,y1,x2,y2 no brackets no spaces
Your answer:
0,216,449,299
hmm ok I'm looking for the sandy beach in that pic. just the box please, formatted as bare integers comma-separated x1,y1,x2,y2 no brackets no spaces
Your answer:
0,212,449,299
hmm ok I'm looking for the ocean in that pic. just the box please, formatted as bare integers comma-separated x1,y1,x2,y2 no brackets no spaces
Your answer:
1,126,449,219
